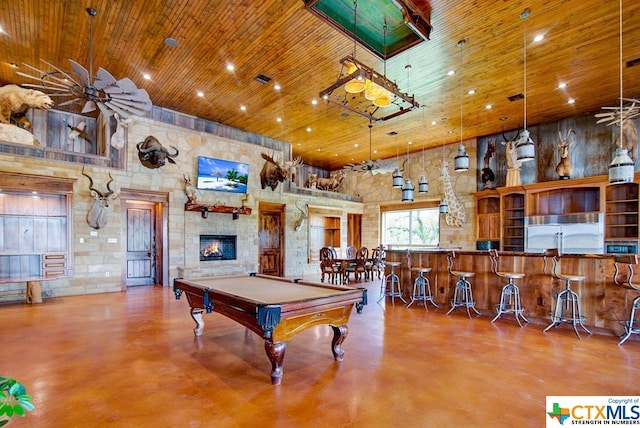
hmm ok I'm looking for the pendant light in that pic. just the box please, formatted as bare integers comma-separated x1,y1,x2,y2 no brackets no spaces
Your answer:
515,9,535,162
439,117,449,214
608,0,634,184
401,138,415,202
392,137,404,187
419,106,429,193
454,39,469,172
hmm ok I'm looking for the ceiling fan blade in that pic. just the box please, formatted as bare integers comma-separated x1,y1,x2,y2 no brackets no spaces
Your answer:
93,67,117,89
69,59,90,86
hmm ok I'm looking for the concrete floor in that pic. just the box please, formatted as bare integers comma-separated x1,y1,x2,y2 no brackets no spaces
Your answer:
2,277,639,427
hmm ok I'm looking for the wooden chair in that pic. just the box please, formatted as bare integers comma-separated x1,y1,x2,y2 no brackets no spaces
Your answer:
319,247,341,284
614,254,640,345
345,247,368,282
365,246,385,280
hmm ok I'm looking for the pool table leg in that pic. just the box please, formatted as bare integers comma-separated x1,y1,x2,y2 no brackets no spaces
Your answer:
331,325,348,361
190,308,205,337
265,341,287,385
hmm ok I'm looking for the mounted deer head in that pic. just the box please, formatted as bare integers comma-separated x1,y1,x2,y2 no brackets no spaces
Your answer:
293,201,308,232
82,167,118,229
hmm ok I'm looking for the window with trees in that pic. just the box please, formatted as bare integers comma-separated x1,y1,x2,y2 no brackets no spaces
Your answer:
381,205,440,248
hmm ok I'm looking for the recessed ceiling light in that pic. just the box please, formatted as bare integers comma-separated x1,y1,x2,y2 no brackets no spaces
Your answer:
196,91,204,97
240,105,246,111
447,70,456,76
274,83,281,91
316,148,321,152
142,73,151,80
373,150,378,154
0,26,5,34
485,104,493,109
533,34,544,42
322,94,329,100
354,143,359,147
431,121,437,125
276,117,282,122
568,98,575,104
306,127,312,132
311,99,318,105
408,141,413,145
558,82,567,89
468,89,476,95
226,64,235,72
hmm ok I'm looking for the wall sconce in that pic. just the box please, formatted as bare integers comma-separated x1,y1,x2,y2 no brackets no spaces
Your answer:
401,178,414,202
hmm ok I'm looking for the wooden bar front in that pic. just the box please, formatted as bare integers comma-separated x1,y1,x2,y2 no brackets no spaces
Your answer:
385,249,634,337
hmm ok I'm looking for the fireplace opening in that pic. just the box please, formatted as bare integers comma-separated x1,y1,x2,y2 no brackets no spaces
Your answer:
200,235,237,261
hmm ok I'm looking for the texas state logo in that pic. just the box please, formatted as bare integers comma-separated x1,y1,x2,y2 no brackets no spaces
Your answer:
546,396,640,427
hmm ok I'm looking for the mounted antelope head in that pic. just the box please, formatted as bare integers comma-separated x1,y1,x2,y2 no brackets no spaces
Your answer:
556,129,577,178
81,167,118,229
293,201,308,232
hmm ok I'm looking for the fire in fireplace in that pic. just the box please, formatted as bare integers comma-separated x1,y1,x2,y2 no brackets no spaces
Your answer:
200,235,237,261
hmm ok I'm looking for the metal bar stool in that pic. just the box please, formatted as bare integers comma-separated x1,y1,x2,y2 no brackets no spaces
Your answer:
614,254,640,345
489,249,528,327
406,249,438,310
446,250,479,318
379,260,406,305
542,248,592,339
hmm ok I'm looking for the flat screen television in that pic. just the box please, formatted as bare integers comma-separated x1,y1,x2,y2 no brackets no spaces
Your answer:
196,156,249,194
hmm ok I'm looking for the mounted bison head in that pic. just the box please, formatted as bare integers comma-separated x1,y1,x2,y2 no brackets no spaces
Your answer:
136,136,179,169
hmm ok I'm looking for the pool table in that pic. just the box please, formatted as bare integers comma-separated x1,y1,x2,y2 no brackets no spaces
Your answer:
173,273,367,385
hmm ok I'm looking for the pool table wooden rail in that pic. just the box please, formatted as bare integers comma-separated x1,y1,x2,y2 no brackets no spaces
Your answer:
173,273,367,384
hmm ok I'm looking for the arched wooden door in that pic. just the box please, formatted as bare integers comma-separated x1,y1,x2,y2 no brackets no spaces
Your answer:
258,202,284,277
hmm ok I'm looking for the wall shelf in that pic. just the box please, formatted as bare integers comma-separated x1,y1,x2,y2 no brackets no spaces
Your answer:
184,202,252,219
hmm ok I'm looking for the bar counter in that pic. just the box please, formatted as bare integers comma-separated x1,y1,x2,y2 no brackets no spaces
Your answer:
384,249,636,337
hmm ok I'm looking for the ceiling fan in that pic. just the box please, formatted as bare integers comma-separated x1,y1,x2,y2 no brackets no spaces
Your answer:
17,7,152,119
344,122,401,175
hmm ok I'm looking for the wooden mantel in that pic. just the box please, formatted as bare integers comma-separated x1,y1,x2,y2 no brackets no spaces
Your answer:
185,202,252,219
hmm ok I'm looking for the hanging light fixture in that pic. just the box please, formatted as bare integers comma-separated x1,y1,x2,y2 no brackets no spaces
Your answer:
602,0,635,184
401,137,414,201
515,9,535,162
439,117,449,214
392,130,404,187
454,39,469,172
419,106,429,193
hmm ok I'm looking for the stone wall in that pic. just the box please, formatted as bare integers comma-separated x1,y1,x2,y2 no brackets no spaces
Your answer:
343,139,479,251
0,113,362,300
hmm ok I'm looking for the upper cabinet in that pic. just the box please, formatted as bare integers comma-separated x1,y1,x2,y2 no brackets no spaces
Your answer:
474,190,500,250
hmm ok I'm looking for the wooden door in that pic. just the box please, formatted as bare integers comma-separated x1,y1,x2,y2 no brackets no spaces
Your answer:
125,201,157,286
258,203,284,277
347,213,361,248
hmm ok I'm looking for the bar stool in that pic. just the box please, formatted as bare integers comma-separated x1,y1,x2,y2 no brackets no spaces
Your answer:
543,248,591,339
379,260,406,305
489,249,528,327
406,249,438,310
613,254,640,345
446,250,479,318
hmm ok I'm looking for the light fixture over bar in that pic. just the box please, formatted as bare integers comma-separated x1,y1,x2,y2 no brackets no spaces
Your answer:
319,55,420,122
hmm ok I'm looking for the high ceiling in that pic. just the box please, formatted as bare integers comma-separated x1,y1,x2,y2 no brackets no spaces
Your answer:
1,0,639,170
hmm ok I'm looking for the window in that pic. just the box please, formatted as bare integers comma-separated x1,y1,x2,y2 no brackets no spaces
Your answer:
381,207,440,248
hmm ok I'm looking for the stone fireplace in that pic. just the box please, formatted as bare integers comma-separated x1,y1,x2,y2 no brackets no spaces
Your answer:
199,235,237,261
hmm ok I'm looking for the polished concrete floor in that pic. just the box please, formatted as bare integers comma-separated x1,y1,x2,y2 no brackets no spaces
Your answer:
2,277,640,428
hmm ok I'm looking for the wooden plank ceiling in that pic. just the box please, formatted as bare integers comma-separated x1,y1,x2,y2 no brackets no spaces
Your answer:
0,0,639,171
